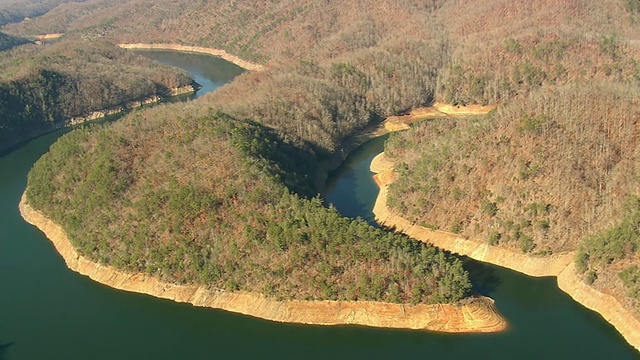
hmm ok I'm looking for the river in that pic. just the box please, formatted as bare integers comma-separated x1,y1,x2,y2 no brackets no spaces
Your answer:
0,51,638,359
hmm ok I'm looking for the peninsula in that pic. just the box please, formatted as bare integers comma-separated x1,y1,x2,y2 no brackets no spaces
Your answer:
371,151,640,350
20,193,506,332
0,38,195,152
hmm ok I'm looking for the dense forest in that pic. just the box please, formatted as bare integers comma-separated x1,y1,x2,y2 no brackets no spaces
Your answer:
0,39,193,151
207,39,445,153
378,3,640,312
385,83,640,252
26,105,471,304
9,0,640,312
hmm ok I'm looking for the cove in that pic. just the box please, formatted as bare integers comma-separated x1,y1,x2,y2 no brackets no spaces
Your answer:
0,50,637,359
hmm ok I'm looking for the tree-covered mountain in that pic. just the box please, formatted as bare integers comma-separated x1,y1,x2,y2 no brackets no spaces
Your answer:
0,0,87,26
0,39,193,151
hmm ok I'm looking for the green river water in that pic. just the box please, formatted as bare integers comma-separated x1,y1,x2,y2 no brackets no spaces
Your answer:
0,50,638,359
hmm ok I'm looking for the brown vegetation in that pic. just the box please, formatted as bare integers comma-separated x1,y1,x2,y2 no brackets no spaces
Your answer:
371,152,640,351
384,82,640,312
0,0,86,26
26,103,474,305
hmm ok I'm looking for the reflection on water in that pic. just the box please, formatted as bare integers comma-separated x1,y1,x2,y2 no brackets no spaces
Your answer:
323,135,389,224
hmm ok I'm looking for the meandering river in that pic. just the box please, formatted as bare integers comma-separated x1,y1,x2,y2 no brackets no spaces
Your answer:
0,51,638,359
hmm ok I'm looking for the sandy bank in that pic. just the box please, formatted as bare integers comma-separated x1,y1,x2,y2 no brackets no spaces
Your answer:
19,192,506,333
118,44,266,72
379,103,497,133
371,152,640,351
27,35,263,71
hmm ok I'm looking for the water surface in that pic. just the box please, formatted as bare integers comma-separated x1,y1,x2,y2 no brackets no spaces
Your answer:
132,49,245,99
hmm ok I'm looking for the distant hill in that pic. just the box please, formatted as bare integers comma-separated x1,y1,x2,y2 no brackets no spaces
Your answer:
0,0,88,26
6,1,639,151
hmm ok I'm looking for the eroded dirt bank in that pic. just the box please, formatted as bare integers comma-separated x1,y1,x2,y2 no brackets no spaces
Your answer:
19,193,506,333
371,152,640,351
117,43,266,72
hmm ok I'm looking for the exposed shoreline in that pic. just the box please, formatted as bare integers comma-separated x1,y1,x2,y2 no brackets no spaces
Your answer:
370,152,640,351
118,43,266,72
19,193,506,333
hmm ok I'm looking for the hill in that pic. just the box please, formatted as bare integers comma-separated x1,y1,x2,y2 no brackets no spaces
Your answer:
26,103,471,304
363,0,640,314
2,0,443,63
9,0,640,326
0,38,193,151
8,1,639,152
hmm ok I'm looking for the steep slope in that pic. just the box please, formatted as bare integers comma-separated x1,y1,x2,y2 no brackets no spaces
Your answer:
0,38,193,151
384,82,640,312
3,0,444,63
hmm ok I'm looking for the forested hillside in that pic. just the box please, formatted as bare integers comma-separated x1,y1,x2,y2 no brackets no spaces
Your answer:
3,0,450,152
207,40,445,153
0,0,86,26
378,1,640,312
11,0,640,314
0,39,193,151
26,104,471,304
7,0,638,152
2,0,443,63
386,83,640,252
